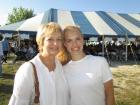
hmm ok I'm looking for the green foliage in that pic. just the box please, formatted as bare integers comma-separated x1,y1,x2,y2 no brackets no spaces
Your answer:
7,6,35,24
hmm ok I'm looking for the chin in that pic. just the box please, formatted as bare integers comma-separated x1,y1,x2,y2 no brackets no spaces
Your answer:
71,52,80,55
50,52,59,56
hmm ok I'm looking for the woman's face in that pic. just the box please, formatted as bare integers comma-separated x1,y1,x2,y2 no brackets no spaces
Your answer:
42,32,62,56
64,30,84,56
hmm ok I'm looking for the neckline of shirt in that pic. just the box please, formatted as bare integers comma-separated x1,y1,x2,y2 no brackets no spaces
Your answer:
36,53,57,72
70,55,90,64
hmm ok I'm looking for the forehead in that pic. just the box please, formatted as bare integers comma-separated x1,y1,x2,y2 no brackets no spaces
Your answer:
45,32,62,38
64,29,82,39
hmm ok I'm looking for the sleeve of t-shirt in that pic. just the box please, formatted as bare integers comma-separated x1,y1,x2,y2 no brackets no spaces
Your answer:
101,57,113,83
8,62,34,105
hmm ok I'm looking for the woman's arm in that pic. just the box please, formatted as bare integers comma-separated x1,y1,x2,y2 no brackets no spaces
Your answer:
8,62,34,105
104,80,115,105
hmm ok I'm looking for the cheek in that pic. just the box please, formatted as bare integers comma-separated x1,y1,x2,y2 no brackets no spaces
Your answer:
57,41,62,47
64,42,70,48
79,40,84,45
59,43,63,49
64,42,67,47
44,40,50,46
65,44,72,52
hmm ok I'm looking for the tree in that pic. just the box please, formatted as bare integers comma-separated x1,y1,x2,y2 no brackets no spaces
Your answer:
7,7,35,24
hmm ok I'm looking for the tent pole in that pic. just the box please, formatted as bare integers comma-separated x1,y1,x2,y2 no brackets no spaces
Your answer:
102,35,105,57
125,33,128,62
130,41,137,64
104,37,111,65
18,31,20,50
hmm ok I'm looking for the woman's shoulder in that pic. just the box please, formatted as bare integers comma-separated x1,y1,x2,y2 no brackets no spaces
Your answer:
15,62,33,77
86,55,107,63
87,54,104,59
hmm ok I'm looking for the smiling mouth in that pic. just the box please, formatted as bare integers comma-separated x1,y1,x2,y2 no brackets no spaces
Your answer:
49,47,59,51
71,47,79,51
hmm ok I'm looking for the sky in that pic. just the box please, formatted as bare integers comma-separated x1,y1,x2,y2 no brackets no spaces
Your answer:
0,0,140,26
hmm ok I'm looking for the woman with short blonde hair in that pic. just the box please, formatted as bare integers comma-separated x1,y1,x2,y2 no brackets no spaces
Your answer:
9,22,69,105
36,22,63,53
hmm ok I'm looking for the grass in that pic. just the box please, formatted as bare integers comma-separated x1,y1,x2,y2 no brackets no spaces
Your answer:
0,62,22,105
0,56,140,105
0,54,24,105
112,65,140,105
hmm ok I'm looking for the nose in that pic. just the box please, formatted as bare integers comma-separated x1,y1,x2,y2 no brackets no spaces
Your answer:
72,40,78,47
53,39,61,46
53,40,57,46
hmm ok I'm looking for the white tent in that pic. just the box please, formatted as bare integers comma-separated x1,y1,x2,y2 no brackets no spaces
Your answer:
0,8,139,62
0,8,140,38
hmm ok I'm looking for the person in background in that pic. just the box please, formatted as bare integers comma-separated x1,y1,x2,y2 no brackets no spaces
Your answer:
9,22,69,105
2,37,9,63
0,34,3,77
26,44,34,60
60,25,115,105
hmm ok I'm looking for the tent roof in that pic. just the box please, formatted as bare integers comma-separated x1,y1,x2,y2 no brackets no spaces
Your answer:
0,8,140,38
0,21,25,33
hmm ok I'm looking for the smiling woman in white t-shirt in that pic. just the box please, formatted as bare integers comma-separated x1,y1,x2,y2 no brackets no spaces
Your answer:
59,25,115,105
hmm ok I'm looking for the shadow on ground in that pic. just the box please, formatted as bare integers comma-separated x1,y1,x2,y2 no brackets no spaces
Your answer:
2,73,15,80
0,84,13,94
109,60,140,67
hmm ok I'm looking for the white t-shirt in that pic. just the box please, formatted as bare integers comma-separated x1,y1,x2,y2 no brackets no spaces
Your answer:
63,55,113,105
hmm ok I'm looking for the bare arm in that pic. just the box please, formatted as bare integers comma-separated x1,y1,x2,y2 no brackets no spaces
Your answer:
104,80,115,105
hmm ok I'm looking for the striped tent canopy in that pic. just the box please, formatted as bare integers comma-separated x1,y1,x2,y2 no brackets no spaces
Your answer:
0,8,140,38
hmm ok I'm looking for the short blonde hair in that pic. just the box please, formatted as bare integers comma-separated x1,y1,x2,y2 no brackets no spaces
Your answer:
36,22,62,52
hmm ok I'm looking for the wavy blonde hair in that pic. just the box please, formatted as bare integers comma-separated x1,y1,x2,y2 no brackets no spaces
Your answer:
57,25,83,65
